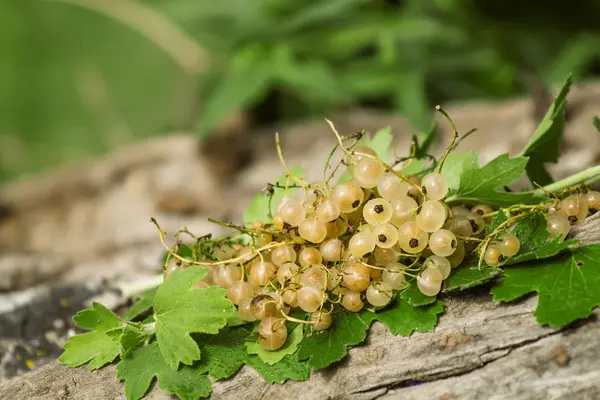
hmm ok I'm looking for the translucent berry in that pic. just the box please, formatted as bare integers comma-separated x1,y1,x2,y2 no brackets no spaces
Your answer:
449,214,474,237
397,221,429,253
423,255,451,279
382,263,407,290
342,261,371,292
406,176,424,203
342,291,364,312
251,294,278,320
320,238,344,262
227,281,255,305
278,198,306,227
421,172,448,201
363,198,393,225
352,158,385,189
282,289,299,308
326,267,342,291
298,218,328,243
498,232,520,257
348,230,376,258
271,244,297,267
560,194,589,224
298,247,323,267
345,146,376,175
390,196,418,227
547,214,571,241
277,262,299,285
300,266,327,290
464,211,485,235
272,213,284,231
366,281,393,307
316,200,341,222
446,241,466,268
417,267,443,296
214,264,242,289
297,286,325,312
484,244,504,267
471,204,493,217
239,298,257,322
377,172,408,200
416,200,447,232
373,247,398,265
428,229,457,257
326,216,349,238
258,317,287,351
248,261,276,287
373,223,399,249
331,181,364,213
586,191,600,214
310,310,333,331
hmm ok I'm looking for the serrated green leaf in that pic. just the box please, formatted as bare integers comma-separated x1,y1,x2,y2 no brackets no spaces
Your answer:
519,75,572,185
247,353,310,384
363,126,393,161
443,265,501,292
243,166,304,225
116,342,211,400
593,116,600,133
58,302,122,370
246,323,303,365
401,282,436,306
153,266,235,370
445,153,541,207
196,326,251,380
486,211,508,235
440,152,477,192
491,245,600,328
504,213,579,265
366,298,444,336
297,310,370,370
118,323,152,358
125,288,157,321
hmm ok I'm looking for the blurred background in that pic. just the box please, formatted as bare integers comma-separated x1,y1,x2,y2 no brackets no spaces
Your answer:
3,0,600,182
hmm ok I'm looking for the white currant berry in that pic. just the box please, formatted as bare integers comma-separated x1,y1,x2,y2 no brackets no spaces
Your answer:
446,241,466,268
560,194,589,224
310,310,333,331
423,255,451,279
239,298,257,322
449,214,473,237
406,176,424,203
342,291,364,312
416,200,447,232
320,238,344,262
498,232,520,257
373,247,398,265
300,265,327,290
326,266,342,291
326,216,349,238
227,281,255,305
417,267,443,296
389,196,418,226
421,172,448,200
316,199,341,222
471,204,493,217
484,244,504,267
586,191,600,214
214,264,242,289
547,214,571,241
366,281,393,307
279,197,306,227
352,157,385,188
464,211,485,235
342,261,371,292
251,294,278,320
382,263,407,290
377,172,408,200
373,223,399,249
348,230,376,258
248,261,276,287
298,218,328,243
282,289,299,308
277,262,299,285
271,244,297,266
345,146,377,175
363,198,393,225
331,181,364,213
258,317,287,351
397,221,429,253
428,229,457,257
297,286,325,312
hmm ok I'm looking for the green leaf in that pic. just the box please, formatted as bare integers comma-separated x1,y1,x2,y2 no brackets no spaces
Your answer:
519,75,572,185
486,211,508,235
363,126,393,161
400,158,427,176
58,302,122,370
440,152,477,192
505,213,579,265
153,266,235,369
246,353,310,384
197,59,272,136
443,265,502,292
246,323,303,365
594,116,600,133
243,166,304,225
298,310,370,369
445,153,541,207
125,288,157,321
367,298,444,336
118,323,153,358
401,282,436,306
116,342,211,400
491,245,600,328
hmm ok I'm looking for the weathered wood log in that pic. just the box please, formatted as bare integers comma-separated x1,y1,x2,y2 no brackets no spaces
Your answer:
1,214,598,399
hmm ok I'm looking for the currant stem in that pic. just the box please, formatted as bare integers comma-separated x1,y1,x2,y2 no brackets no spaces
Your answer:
536,165,600,194
435,105,459,173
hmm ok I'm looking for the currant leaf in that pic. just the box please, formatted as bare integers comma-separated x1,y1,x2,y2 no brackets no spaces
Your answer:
519,75,572,185
116,342,211,400
491,244,600,328
58,302,122,370
125,288,157,321
246,323,303,365
364,126,393,161
246,353,310,384
244,166,304,225
153,266,235,370
443,264,502,292
445,153,542,207
440,151,477,191
401,281,437,306
364,298,444,336
297,310,370,370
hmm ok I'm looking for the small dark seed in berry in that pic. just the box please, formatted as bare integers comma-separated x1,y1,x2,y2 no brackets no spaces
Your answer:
374,204,384,214
475,209,484,216
409,238,419,248
352,200,360,208
421,186,428,195
498,255,505,263
568,215,578,224
378,234,387,243
451,239,457,248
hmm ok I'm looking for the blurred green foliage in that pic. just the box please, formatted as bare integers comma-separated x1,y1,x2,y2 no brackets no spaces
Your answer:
2,0,600,182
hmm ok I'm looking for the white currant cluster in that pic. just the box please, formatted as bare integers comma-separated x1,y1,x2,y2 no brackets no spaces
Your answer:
545,191,599,240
